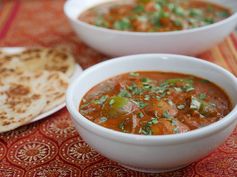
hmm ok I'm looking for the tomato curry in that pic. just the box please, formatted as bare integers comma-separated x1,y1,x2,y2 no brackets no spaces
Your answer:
79,0,231,32
79,72,232,135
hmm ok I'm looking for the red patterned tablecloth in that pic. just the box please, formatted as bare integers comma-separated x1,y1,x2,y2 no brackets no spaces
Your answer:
0,0,237,176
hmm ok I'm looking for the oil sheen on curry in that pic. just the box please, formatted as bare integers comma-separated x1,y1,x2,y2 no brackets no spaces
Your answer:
79,72,232,135
79,0,231,32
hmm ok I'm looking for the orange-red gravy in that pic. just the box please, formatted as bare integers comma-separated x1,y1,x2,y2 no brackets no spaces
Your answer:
79,72,232,135
79,0,231,32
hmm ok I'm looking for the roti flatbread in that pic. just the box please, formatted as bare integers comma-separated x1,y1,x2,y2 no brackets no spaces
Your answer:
0,47,73,132
0,50,7,57
0,51,8,67
42,48,75,77
0,82,46,133
1,70,69,113
32,71,69,112
0,48,75,77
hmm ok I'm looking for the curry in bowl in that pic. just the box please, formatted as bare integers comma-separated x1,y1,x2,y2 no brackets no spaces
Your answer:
79,0,231,32
79,71,231,135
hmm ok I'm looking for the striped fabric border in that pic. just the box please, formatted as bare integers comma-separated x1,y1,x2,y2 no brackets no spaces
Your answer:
0,0,20,39
200,33,237,76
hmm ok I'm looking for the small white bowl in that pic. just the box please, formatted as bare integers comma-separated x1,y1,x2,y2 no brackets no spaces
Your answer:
66,54,237,173
64,0,237,56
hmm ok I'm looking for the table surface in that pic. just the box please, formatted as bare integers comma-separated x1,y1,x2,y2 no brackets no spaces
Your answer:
0,0,237,177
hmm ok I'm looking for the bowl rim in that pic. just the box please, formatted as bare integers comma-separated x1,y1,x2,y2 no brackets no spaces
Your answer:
64,0,237,36
66,54,237,145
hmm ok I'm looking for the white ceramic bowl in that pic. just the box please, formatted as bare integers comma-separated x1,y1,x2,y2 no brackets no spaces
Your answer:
66,54,237,173
64,0,237,56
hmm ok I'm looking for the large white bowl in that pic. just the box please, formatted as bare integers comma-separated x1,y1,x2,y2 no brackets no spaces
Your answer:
64,0,237,56
66,54,237,173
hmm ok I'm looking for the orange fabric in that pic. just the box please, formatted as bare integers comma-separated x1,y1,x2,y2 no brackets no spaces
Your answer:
198,33,237,76
0,0,237,176
0,0,14,29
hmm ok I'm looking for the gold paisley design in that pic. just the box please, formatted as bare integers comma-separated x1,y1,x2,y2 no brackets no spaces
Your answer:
25,160,81,177
39,109,77,143
0,163,24,177
60,137,103,165
7,137,57,168
82,161,137,177
196,153,237,176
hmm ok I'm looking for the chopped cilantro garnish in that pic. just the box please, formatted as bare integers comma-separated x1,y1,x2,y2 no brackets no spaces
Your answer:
174,87,182,93
204,17,214,24
95,16,109,27
113,18,132,30
99,117,108,123
128,83,143,95
177,104,185,110
156,86,167,94
217,11,229,18
141,117,159,135
119,121,126,132
133,4,144,13
154,3,161,11
168,3,175,11
183,84,195,92
156,96,161,101
137,15,148,23
174,7,185,16
141,127,152,135
138,112,144,118
165,78,193,85
162,12,170,18
94,95,108,105
80,102,90,109
199,102,217,116
163,110,171,118
198,93,207,100
143,84,152,90
173,127,180,134
168,100,174,106
190,96,201,110
144,95,150,101
151,117,158,124
141,122,152,135
189,9,203,17
118,89,131,98
141,78,152,83
201,79,210,83
109,99,115,106
134,101,148,109
129,72,139,77
160,92,167,98
171,119,177,126
174,19,183,27
159,81,170,88
150,11,162,26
